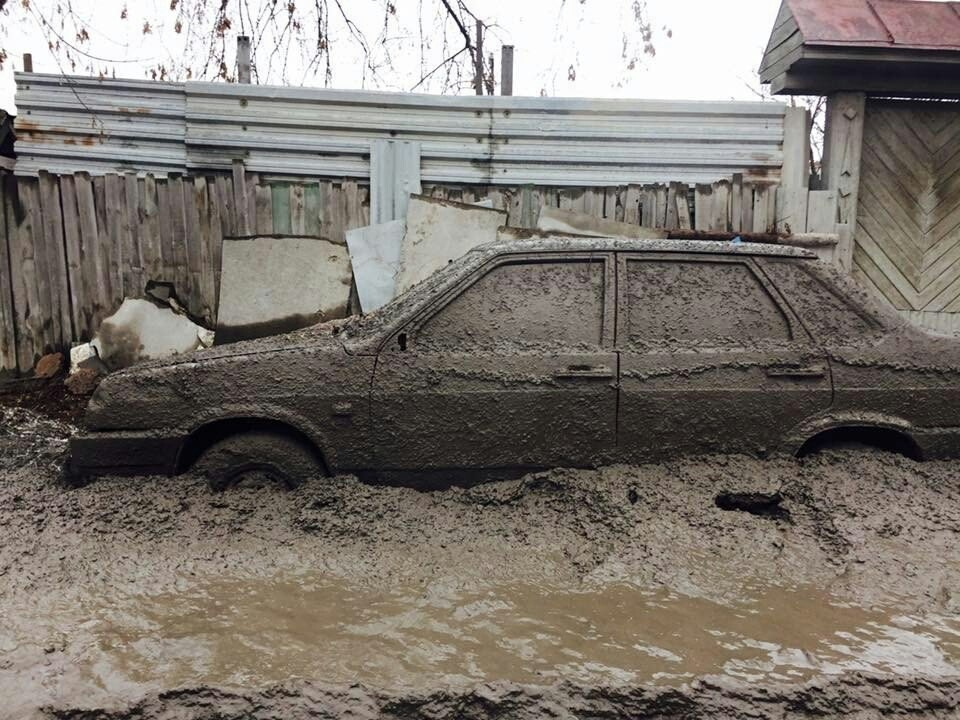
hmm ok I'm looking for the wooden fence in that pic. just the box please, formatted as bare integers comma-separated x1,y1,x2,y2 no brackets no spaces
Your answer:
0,166,781,375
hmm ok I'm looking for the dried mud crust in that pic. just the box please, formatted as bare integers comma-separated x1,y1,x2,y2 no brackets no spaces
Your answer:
43,674,960,720
4,409,960,718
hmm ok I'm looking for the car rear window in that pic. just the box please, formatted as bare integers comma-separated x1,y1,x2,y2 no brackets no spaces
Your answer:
760,259,883,343
624,259,791,350
417,259,606,350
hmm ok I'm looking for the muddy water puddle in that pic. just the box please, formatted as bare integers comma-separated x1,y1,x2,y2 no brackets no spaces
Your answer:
5,575,960,711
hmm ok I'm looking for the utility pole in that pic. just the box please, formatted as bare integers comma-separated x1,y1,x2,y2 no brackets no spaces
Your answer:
474,20,484,95
237,36,252,83
500,45,514,96
22,54,33,73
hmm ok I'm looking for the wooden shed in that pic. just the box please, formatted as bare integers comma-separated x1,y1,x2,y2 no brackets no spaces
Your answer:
762,0,960,333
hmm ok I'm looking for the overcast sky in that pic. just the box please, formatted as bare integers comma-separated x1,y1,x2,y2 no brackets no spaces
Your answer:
0,0,782,113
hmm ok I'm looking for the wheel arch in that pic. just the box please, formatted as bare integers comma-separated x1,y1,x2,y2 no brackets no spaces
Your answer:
795,423,923,460
175,416,330,474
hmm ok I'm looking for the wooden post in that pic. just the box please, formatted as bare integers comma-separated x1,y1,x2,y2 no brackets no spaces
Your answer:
22,54,33,73
776,105,811,234
237,36,251,83
474,21,484,95
821,91,865,273
501,45,514,96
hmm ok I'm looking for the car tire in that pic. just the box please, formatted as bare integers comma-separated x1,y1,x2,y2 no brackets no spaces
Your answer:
194,430,322,491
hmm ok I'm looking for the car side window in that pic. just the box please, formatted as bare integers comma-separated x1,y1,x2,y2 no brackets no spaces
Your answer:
759,259,882,343
414,259,607,351
624,258,791,351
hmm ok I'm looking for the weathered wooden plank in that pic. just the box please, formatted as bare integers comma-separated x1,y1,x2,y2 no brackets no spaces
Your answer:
731,174,743,233
104,173,126,303
806,189,839,233
184,177,205,316
6,177,34,369
754,185,771,233
777,106,812,233
255,184,273,235
141,174,163,282
232,159,249,235
583,188,603,217
207,179,225,319
155,178,175,285
741,182,754,235
247,173,259,235
74,172,110,334
0,173,19,371
59,174,86,340
656,184,669,228
304,182,322,236
13,179,45,364
711,180,731,232
215,175,236,238
623,185,641,225
191,177,214,323
123,172,144,295
290,183,306,235
271,183,292,234
167,175,190,299
675,185,692,230
694,184,712,231
823,92,866,273
37,172,69,347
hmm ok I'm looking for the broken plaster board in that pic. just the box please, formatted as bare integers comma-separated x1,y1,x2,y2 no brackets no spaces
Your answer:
346,219,405,313
396,195,507,295
92,298,204,369
537,205,668,240
216,235,352,344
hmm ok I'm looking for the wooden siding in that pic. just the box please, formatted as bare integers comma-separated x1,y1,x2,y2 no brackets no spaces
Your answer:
854,101,960,314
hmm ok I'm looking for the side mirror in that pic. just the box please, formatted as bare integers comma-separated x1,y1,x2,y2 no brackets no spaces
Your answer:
398,332,407,352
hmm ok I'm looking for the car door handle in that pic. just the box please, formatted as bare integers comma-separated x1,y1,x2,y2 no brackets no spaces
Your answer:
766,365,826,379
553,365,615,380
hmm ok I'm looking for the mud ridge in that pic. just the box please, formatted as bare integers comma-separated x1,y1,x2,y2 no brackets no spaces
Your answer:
43,674,960,720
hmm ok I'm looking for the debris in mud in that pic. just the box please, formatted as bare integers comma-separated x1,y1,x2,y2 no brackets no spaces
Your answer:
33,352,64,379
93,297,210,369
715,490,790,520
216,235,352,345
64,367,104,396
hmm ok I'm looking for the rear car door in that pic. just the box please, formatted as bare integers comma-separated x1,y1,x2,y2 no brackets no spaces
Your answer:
371,252,618,477
615,252,832,460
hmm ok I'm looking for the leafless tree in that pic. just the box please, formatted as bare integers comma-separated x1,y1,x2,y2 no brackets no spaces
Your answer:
0,0,667,95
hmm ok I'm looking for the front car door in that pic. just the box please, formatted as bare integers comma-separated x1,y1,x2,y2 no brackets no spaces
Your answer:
615,252,833,460
370,252,618,482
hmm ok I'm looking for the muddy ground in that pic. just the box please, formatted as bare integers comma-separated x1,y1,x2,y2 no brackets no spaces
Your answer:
3,383,960,718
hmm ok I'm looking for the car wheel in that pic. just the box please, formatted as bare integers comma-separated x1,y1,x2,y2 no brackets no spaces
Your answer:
194,430,322,491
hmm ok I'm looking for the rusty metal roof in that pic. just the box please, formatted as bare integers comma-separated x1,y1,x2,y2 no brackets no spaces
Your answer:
788,0,960,51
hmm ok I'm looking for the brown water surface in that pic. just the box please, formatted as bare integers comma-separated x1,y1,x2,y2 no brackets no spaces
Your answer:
6,574,958,712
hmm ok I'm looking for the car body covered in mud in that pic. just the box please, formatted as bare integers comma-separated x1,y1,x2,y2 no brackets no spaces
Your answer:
70,235,960,487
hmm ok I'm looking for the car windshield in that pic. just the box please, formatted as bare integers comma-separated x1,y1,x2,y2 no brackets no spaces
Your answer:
337,244,497,341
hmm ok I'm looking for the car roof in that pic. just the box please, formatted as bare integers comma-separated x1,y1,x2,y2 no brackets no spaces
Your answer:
483,232,818,259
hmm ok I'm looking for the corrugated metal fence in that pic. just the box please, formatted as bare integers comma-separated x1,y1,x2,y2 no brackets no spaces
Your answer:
13,73,787,185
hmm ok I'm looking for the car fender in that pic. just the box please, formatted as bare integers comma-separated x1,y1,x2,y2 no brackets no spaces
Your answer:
175,401,337,470
780,411,918,456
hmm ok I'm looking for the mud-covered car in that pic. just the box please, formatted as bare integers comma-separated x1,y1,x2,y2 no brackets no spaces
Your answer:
70,235,959,488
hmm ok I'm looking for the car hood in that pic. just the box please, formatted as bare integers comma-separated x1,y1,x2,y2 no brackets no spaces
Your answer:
85,322,352,431
112,321,348,376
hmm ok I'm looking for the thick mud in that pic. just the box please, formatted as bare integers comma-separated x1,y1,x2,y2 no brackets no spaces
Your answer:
3,403,960,718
